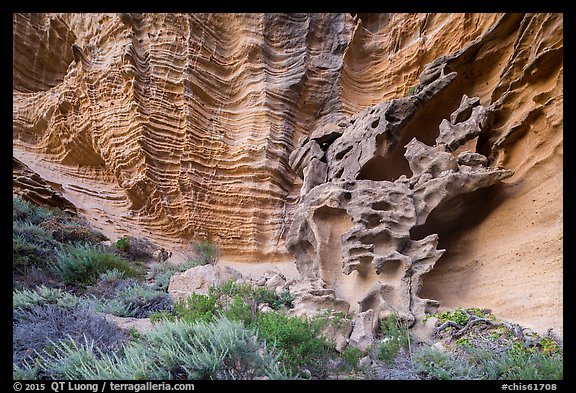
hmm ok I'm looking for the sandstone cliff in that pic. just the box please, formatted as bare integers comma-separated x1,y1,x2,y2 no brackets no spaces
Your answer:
13,13,562,336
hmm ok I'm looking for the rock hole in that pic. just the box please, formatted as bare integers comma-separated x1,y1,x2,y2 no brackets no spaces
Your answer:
334,145,353,160
372,201,392,211
365,213,381,228
378,259,404,279
371,118,380,128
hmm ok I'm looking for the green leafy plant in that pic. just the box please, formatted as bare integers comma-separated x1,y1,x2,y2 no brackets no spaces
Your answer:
431,307,494,326
50,243,144,286
192,240,220,265
415,306,563,380
30,317,288,380
222,296,253,326
13,195,63,225
115,236,131,253
13,221,59,274
412,345,480,380
13,286,86,311
129,327,141,341
254,311,331,376
312,309,351,331
342,346,363,369
376,314,411,365
154,293,218,324
209,280,292,315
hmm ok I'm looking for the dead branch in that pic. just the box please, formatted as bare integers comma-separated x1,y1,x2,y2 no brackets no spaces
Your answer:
435,320,464,334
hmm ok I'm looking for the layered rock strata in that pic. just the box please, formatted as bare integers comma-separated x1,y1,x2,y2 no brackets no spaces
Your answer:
13,157,77,214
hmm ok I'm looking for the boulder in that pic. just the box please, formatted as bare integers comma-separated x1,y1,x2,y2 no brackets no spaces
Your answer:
348,309,376,352
168,264,243,301
320,316,353,353
264,272,287,293
100,314,155,335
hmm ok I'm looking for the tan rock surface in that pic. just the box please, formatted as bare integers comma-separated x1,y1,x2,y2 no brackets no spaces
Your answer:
286,69,514,337
100,314,155,335
168,264,243,301
13,157,77,214
13,13,562,336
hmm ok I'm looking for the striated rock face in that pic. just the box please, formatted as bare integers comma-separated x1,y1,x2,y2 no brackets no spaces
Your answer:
13,157,77,214
13,13,562,336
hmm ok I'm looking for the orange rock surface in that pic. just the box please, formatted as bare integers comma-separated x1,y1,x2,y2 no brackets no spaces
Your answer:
13,13,562,336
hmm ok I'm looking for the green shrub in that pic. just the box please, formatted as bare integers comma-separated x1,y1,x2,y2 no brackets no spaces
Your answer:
144,317,286,379
208,280,292,324
13,361,38,380
254,311,331,376
406,86,417,96
376,314,411,365
413,321,563,381
192,240,220,265
44,218,108,244
12,197,108,279
413,342,563,381
427,306,563,380
157,281,292,331
35,337,107,380
13,286,60,309
13,195,62,225
464,341,563,380
50,243,144,285
115,236,131,252
34,338,157,380
97,269,128,282
13,236,49,275
13,303,127,367
501,350,563,380
158,281,332,376
13,220,57,247
312,309,351,331
33,317,288,380
94,283,173,318
412,345,479,380
13,286,85,310
13,222,59,274
342,346,363,369
432,307,493,326
156,293,218,324
222,296,253,326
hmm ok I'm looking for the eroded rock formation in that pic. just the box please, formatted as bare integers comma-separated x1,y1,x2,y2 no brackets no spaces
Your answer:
13,13,563,336
13,157,77,214
286,63,513,335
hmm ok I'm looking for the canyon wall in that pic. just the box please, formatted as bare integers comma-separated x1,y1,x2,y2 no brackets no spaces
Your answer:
13,13,562,335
